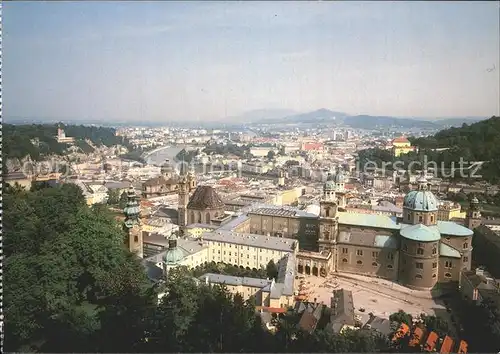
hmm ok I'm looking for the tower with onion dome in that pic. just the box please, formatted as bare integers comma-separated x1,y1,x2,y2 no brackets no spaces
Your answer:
465,195,482,230
123,186,143,258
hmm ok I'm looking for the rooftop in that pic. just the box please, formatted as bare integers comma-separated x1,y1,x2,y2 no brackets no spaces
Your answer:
200,273,271,288
202,230,297,252
439,243,462,258
400,224,441,242
337,212,400,230
187,185,225,210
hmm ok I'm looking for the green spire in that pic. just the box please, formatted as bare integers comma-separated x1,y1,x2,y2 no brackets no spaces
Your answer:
123,187,140,228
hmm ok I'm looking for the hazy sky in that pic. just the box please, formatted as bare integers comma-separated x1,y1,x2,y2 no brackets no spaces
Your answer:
4,1,500,122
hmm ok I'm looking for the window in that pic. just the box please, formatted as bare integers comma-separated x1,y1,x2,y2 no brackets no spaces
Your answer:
342,248,348,254
134,235,138,242
357,260,363,265
356,250,363,256
432,247,437,255
445,261,452,268
342,258,348,263
372,252,379,258
416,262,423,269
325,208,330,217
407,213,411,221
415,274,423,279
387,253,394,260
432,262,437,268
432,274,437,278
417,248,424,255
387,264,394,269
418,215,423,222
430,215,434,223
229,252,232,256
463,242,468,249
372,262,378,267
444,272,452,278
218,250,221,254
463,256,469,262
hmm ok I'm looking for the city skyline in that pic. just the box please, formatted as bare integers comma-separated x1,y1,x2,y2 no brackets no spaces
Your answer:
4,1,500,123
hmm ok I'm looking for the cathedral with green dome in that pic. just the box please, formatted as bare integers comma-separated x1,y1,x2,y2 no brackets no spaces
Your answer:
311,171,477,290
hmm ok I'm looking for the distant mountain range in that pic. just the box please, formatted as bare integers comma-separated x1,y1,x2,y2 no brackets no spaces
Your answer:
248,109,488,129
4,110,488,129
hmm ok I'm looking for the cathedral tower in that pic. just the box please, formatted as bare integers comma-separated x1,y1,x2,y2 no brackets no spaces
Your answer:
465,195,482,230
123,187,143,258
318,172,339,269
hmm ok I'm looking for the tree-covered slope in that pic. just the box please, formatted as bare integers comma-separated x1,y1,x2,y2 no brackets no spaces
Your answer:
2,123,131,161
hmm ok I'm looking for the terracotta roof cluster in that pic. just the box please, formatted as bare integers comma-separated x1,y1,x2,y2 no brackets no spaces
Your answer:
187,185,225,210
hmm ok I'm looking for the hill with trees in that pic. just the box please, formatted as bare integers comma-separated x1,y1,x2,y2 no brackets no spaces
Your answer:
357,116,500,183
2,123,132,161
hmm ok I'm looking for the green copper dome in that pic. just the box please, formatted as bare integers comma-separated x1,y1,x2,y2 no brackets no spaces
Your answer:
162,235,185,265
400,224,441,242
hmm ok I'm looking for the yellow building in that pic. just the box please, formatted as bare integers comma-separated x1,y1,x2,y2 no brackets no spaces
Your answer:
392,137,415,157
144,229,298,308
438,202,466,221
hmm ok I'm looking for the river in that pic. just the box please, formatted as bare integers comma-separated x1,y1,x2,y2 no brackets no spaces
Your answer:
145,145,198,166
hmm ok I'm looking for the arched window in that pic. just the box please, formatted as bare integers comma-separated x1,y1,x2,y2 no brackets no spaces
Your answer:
432,274,437,278
430,215,435,223
432,247,437,255
387,264,393,269
206,212,211,223
415,274,423,279
417,248,424,255
463,242,468,249
357,260,363,265
372,262,378,267
342,258,348,263
444,272,452,278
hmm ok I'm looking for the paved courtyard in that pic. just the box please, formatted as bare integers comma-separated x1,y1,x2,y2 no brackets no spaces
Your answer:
298,273,448,322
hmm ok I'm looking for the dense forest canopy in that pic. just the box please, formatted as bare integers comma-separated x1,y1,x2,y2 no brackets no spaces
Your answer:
2,123,132,161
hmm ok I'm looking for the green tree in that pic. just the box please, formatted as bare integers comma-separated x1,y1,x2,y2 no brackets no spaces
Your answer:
107,188,120,205
390,310,413,327
119,191,129,209
266,260,279,280
419,313,449,338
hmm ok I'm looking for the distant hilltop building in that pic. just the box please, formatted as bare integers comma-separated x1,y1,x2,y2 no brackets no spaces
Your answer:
391,136,415,157
56,127,75,144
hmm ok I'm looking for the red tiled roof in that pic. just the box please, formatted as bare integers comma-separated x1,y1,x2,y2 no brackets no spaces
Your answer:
440,336,454,354
255,306,287,314
424,331,438,352
393,136,410,143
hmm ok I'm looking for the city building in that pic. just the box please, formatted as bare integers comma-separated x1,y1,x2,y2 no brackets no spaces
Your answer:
55,127,75,144
392,136,416,157
123,187,143,258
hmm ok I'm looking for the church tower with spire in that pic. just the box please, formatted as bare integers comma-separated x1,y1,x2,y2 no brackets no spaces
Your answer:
177,160,190,236
465,195,482,230
123,186,143,258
